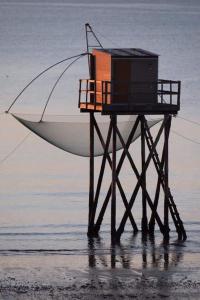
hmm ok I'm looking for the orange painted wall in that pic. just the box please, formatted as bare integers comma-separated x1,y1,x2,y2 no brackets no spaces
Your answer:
92,50,111,103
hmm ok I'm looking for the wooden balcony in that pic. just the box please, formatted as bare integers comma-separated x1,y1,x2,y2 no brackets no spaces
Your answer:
78,79,181,115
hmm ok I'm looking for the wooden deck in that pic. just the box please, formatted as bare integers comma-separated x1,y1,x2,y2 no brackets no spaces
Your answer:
79,103,102,111
79,102,179,115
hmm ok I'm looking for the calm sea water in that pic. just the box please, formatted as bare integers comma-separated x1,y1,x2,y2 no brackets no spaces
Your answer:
0,0,200,282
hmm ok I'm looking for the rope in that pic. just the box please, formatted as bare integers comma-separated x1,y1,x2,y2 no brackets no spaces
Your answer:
40,54,85,122
177,116,200,127
6,52,88,113
172,130,200,145
94,28,120,48
0,132,31,166
172,115,200,145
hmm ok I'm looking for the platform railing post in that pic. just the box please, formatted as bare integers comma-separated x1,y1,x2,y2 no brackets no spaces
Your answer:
178,81,181,110
111,114,117,242
78,79,82,107
141,115,148,234
88,112,94,236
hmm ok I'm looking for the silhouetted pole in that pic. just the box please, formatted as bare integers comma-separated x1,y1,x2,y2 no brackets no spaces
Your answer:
141,115,148,233
164,114,171,240
88,112,94,235
111,115,117,241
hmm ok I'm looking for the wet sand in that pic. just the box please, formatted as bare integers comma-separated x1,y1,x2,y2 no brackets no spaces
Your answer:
1,269,200,299
1,275,200,300
1,235,200,300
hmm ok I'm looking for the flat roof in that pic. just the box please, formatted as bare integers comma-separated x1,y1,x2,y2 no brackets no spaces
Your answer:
94,48,159,57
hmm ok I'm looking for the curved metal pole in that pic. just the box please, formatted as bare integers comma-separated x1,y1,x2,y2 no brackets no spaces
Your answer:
40,54,87,122
6,52,88,113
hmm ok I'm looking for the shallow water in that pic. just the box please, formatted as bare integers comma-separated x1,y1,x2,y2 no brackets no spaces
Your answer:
0,0,200,297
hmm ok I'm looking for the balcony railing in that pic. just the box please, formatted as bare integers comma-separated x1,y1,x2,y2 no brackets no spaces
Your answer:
78,79,181,110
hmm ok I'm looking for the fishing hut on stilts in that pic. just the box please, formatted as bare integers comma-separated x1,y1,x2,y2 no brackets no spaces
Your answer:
79,24,187,242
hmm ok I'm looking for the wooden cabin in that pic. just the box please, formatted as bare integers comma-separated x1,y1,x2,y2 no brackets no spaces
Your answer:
79,48,180,115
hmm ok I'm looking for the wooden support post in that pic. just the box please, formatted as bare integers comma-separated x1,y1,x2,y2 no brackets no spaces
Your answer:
89,121,112,236
88,238,96,267
111,115,117,241
141,116,148,233
88,112,94,236
163,115,171,241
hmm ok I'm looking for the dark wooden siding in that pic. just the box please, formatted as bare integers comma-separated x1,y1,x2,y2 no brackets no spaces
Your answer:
130,58,158,103
112,59,131,103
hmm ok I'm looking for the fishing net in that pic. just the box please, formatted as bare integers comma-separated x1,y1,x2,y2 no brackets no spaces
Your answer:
12,113,161,157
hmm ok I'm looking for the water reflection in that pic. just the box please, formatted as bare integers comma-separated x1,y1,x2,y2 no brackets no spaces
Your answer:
86,234,185,298
87,233,184,271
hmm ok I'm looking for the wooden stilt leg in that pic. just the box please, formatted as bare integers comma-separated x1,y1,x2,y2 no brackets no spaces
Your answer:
111,115,117,242
111,247,116,268
88,238,96,267
88,112,94,236
141,116,148,234
89,121,112,236
163,115,170,241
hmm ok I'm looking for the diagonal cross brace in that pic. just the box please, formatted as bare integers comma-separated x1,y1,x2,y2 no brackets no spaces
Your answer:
148,148,165,231
116,117,168,239
115,120,166,236
93,116,140,233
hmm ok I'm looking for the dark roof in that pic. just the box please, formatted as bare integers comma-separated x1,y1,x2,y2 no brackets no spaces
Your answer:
95,48,159,58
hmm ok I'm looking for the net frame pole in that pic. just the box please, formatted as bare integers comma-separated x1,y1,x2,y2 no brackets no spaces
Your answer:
85,23,103,78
